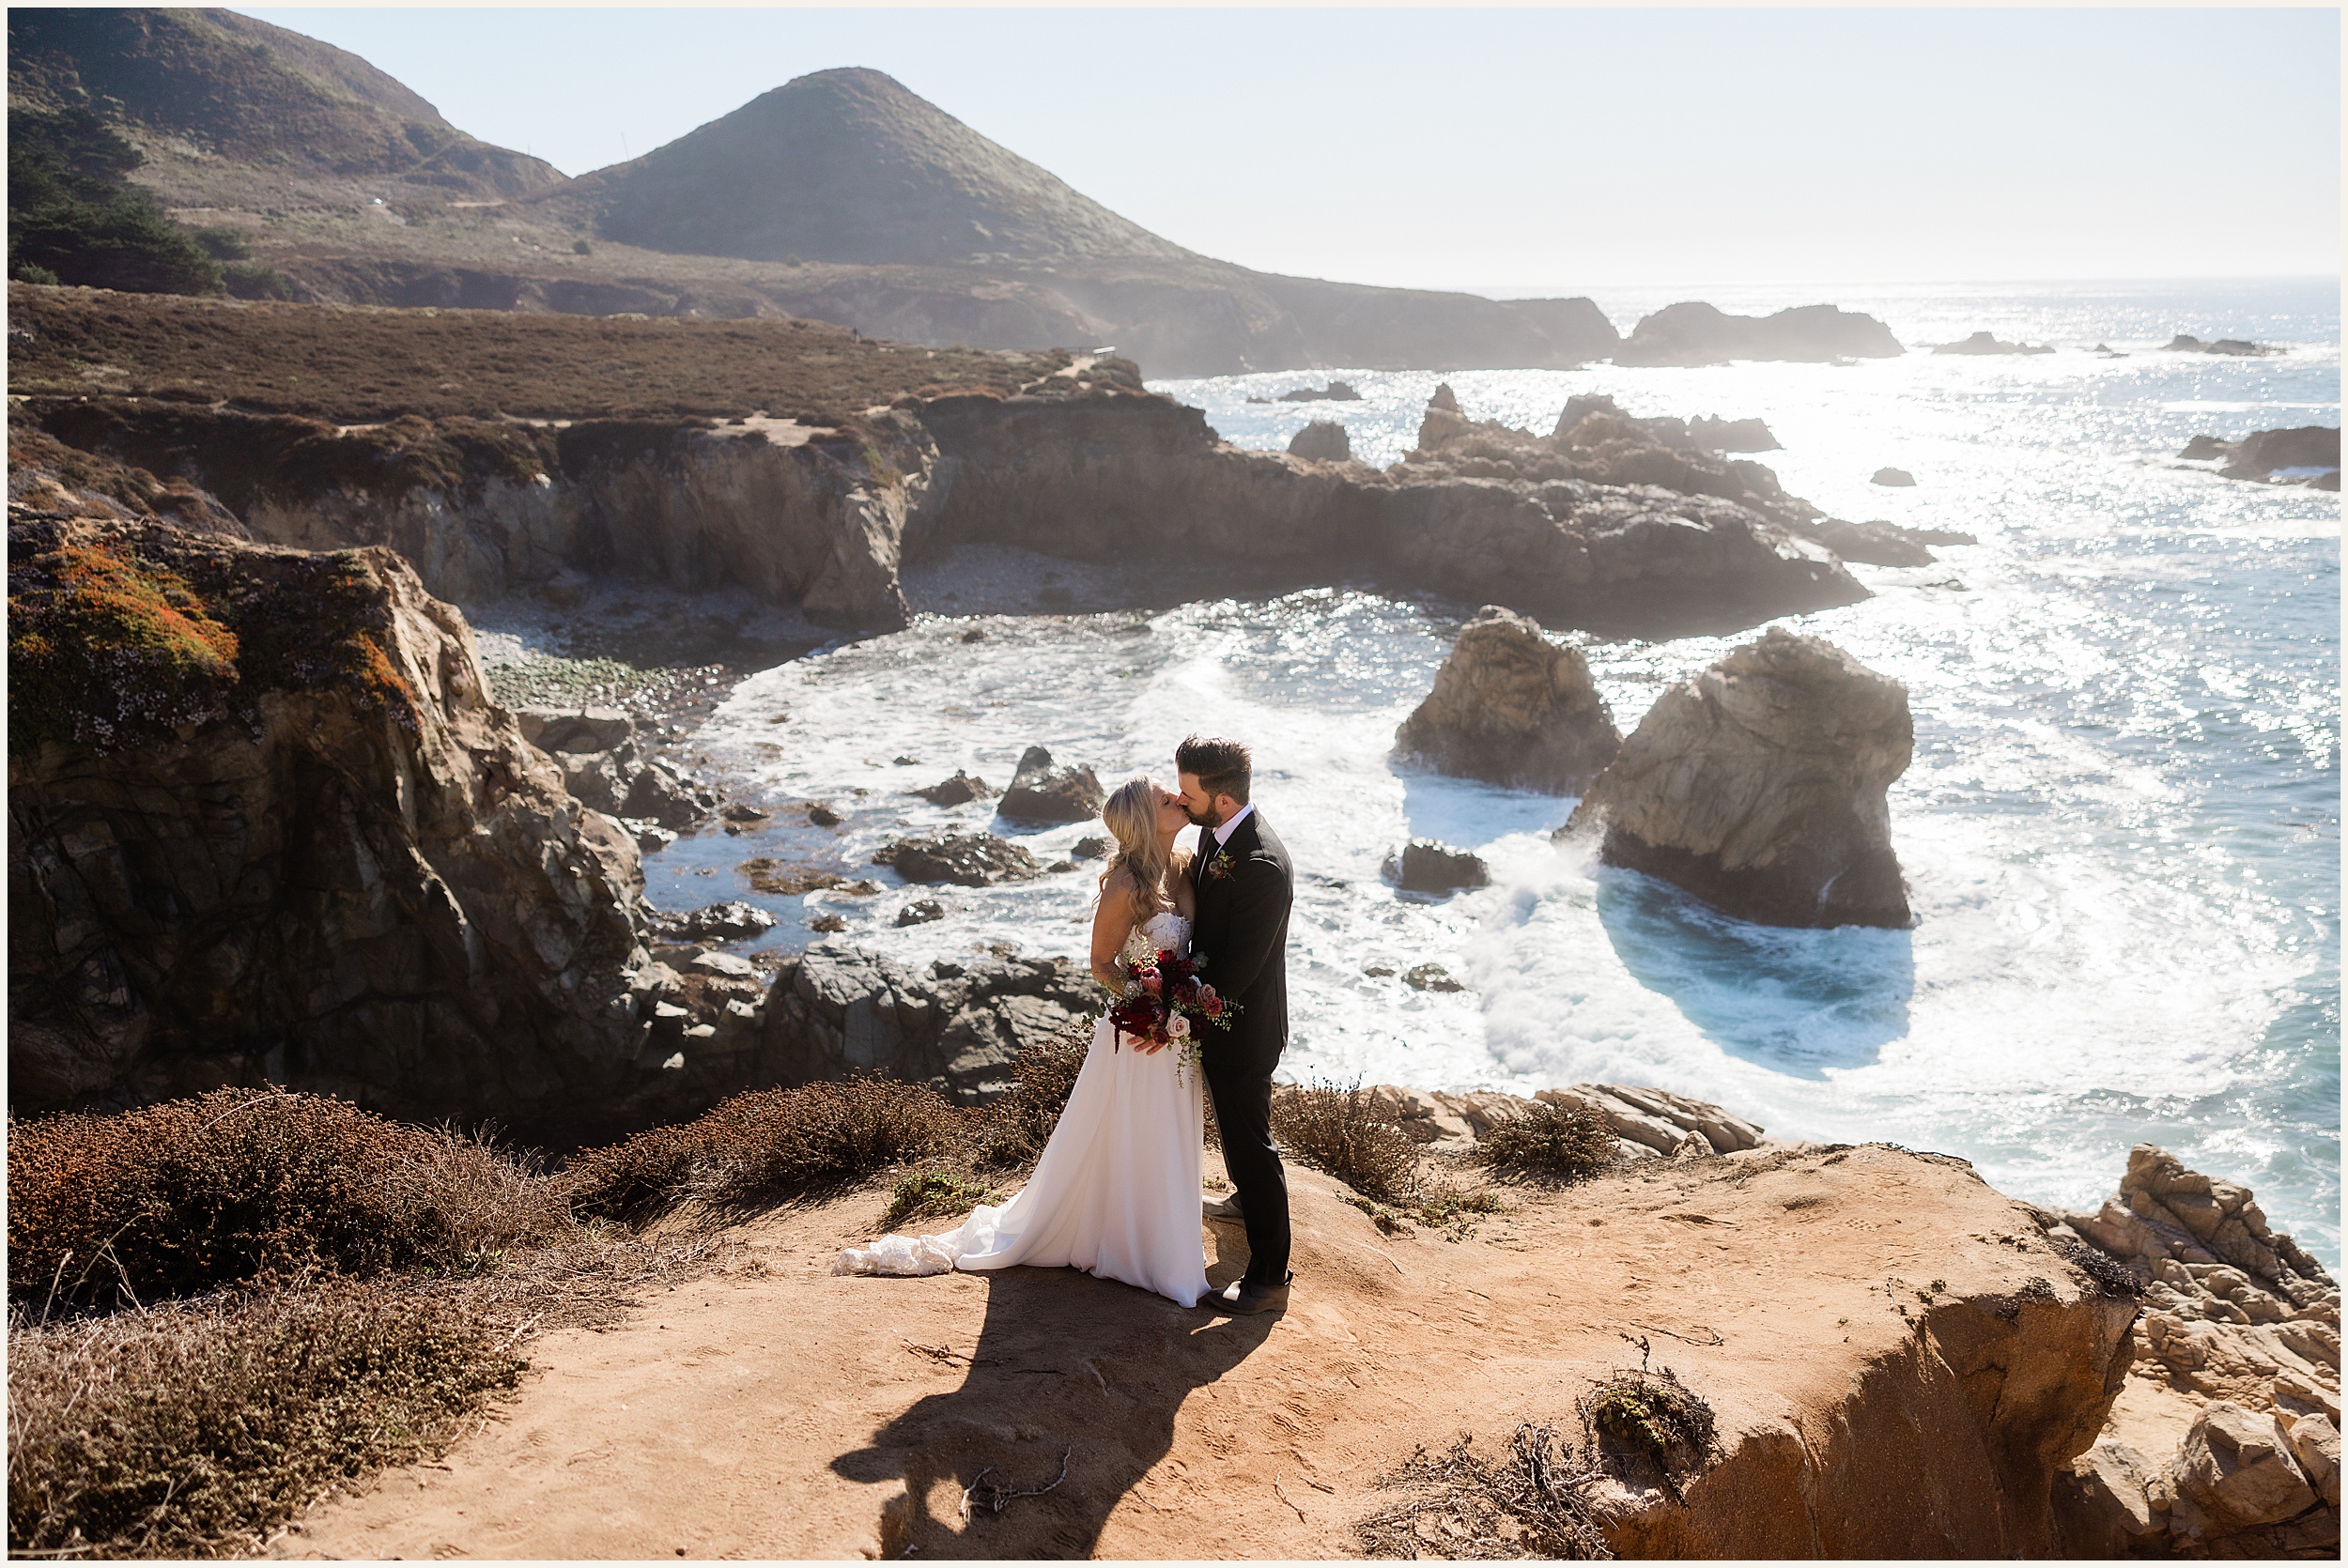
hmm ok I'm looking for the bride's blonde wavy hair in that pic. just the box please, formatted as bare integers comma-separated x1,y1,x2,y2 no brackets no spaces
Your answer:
1098,776,1177,917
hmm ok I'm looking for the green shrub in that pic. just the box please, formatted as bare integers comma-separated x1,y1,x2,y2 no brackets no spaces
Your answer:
1271,1080,1422,1202
222,260,294,300
8,1089,573,1310
7,105,222,296
7,1275,526,1557
881,1170,997,1232
189,225,253,261
13,261,61,285
567,1077,965,1220
1474,1099,1617,1183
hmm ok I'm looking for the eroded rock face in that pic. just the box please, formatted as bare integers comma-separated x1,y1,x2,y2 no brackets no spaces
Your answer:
755,945,1098,1101
914,390,1865,638
6,519,679,1143
517,703,713,832
2053,1145,2340,1558
1567,629,1914,929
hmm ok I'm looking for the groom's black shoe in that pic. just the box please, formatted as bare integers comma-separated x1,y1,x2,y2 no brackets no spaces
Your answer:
1212,1272,1292,1315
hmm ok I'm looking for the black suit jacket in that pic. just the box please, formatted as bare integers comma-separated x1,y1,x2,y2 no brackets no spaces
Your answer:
1190,809,1293,1078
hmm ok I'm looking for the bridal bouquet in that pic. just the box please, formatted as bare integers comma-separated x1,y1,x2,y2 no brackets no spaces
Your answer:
1110,949,1238,1057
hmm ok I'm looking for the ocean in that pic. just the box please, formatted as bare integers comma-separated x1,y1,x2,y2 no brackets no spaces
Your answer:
651,278,2339,1267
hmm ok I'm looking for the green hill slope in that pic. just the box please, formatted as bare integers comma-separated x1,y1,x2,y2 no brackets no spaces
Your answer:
567,67,1192,268
7,8,563,198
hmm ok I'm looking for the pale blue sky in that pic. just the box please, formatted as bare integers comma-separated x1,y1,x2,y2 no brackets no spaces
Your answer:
242,7,2340,289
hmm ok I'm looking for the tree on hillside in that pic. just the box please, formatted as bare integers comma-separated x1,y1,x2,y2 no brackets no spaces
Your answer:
8,104,221,294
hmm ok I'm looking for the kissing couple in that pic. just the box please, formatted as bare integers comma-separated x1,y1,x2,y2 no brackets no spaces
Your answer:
839,735,1297,1314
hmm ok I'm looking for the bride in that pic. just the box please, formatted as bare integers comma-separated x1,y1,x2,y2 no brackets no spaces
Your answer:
835,776,1212,1307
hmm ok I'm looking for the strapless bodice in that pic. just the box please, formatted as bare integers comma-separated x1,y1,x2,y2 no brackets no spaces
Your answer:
1123,911,1192,967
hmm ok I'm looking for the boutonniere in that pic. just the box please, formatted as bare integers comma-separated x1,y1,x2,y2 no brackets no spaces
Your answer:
1208,849,1237,883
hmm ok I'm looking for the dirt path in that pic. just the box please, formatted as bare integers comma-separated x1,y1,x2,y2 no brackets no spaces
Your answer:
272,1145,2106,1559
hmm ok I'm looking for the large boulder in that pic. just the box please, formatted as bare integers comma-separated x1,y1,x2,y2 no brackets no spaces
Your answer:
997,745,1104,823
1394,605,1621,793
755,945,1098,1102
1387,840,1490,894
515,703,712,830
910,770,995,807
873,832,1040,886
5,519,677,1145
2171,1404,2317,1533
2179,424,2348,485
1687,415,1781,453
1286,420,1352,462
1566,629,1913,928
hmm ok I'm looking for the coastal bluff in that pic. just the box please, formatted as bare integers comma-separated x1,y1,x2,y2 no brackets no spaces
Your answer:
270,1135,2139,1560
10,286,1866,640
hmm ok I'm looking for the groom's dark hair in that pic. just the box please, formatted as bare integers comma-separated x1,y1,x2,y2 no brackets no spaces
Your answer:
1176,735,1251,805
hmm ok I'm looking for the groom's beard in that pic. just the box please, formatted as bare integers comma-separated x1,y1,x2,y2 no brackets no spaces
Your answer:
1185,802,1224,831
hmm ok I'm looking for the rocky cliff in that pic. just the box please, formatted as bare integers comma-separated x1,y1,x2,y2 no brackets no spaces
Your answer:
277,1124,2141,1560
5,515,700,1144
19,307,1870,640
2052,1145,2340,1557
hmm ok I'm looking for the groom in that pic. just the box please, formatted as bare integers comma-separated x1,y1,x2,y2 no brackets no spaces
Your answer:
1176,735,1295,1315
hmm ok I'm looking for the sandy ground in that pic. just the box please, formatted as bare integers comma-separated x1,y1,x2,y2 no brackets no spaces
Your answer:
272,1144,2089,1560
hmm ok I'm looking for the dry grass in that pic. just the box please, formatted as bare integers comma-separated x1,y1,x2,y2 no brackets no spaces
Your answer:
8,1089,574,1312
565,1077,965,1222
7,1275,527,1560
1472,1100,1619,1184
1575,1338,1720,1505
1271,1079,1424,1203
1355,1422,1615,1560
6,283,1098,424
979,1018,1096,1167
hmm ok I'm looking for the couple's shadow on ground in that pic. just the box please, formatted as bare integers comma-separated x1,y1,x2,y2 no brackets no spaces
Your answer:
832,1227,1271,1558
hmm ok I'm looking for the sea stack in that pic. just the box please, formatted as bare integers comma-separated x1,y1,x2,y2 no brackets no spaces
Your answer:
1396,606,1621,794
1567,628,1914,929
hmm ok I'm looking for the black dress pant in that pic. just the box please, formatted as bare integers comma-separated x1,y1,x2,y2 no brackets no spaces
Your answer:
1203,1061,1290,1286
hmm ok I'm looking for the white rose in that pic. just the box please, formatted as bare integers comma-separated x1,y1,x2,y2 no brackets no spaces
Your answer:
1168,1013,1192,1039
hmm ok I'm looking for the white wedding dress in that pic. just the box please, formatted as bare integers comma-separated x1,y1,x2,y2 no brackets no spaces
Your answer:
835,912,1211,1307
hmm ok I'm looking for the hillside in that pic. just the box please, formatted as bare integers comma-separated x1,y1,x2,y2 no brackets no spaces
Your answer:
8,15,1617,377
6,8,561,201
564,67,1193,269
